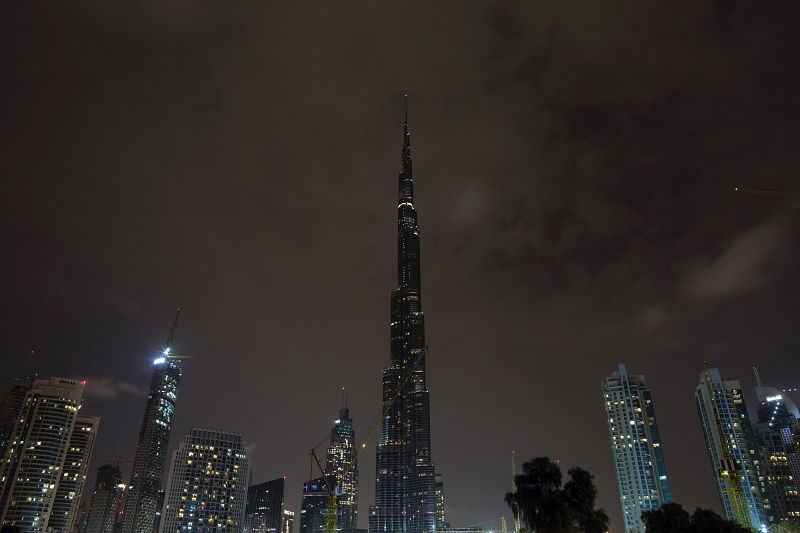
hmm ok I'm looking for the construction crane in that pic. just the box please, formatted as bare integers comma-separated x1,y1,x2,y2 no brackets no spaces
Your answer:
703,362,753,531
158,309,193,361
307,348,429,533
734,187,800,197
510,451,521,533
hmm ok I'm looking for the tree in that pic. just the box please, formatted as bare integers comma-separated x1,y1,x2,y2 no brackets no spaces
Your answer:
505,457,609,533
641,502,691,533
688,508,750,533
773,521,800,533
642,503,750,533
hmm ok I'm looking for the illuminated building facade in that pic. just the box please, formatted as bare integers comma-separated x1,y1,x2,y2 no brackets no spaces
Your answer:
0,377,32,462
85,464,125,533
371,101,437,533
160,428,249,533
245,477,285,533
434,474,446,532
281,510,294,533
602,364,671,533
695,367,767,531
299,476,335,533
49,415,101,533
120,353,181,533
753,385,800,523
0,377,86,533
325,407,358,530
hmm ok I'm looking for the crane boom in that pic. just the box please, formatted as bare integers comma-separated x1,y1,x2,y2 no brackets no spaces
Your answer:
734,187,800,197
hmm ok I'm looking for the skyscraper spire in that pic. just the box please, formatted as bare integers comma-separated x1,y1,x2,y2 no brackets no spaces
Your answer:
371,97,437,533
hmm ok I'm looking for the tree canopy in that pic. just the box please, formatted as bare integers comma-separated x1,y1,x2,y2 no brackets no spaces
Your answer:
641,502,751,533
505,457,609,533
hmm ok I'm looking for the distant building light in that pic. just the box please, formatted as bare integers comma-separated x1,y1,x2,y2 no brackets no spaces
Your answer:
153,357,167,365
766,395,783,402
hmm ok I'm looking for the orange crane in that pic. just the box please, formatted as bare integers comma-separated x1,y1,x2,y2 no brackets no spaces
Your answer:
703,362,753,531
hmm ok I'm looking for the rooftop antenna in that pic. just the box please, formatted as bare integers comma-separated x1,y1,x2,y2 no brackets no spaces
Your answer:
341,387,347,410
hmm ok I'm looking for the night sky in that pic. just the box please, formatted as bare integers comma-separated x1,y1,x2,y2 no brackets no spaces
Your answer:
2,2,800,532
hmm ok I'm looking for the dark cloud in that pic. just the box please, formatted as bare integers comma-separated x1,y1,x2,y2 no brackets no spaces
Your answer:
2,2,800,531
81,377,144,401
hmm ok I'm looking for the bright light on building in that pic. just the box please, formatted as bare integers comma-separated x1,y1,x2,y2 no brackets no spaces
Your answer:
153,357,166,365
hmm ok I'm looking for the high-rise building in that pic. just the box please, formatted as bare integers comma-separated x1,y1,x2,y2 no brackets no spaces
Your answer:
0,376,33,462
152,491,165,533
49,415,101,533
120,331,182,533
695,366,767,531
0,377,86,533
281,510,294,533
433,474,446,532
245,477,285,533
85,464,125,533
601,364,671,533
370,99,437,533
325,406,358,530
299,476,335,533
160,428,249,533
752,379,800,524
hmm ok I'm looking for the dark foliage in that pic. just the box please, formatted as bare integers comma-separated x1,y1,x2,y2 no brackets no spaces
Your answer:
505,457,609,533
641,502,751,533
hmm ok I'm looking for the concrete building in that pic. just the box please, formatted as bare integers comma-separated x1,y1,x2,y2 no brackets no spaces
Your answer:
602,364,672,533
49,415,101,533
160,428,249,533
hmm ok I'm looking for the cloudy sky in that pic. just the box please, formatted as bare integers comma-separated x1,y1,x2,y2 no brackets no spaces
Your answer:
2,2,800,531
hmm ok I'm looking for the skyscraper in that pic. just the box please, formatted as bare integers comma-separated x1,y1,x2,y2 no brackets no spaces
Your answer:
752,376,800,524
281,510,294,533
245,477,285,533
0,376,33,462
602,364,671,533
325,405,358,530
160,428,250,533
299,476,335,533
370,99,437,533
696,365,767,531
85,464,125,533
120,316,182,533
0,377,86,533
49,415,101,533
433,474,446,532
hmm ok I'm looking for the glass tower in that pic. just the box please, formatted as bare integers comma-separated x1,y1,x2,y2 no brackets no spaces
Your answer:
602,364,671,533
0,377,86,533
325,407,358,530
433,474,446,531
120,351,181,533
695,366,767,531
752,383,800,524
85,464,125,533
160,428,250,533
299,476,335,533
245,477,285,533
370,100,437,533
49,414,101,533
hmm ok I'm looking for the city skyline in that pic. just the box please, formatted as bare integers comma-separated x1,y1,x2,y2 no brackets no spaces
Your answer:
2,3,800,532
